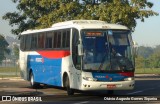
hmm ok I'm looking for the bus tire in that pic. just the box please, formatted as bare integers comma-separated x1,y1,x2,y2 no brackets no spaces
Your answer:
65,76,74,95
30,72,40,89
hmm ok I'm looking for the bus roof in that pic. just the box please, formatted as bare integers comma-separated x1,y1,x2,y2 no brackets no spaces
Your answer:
21,20,129,35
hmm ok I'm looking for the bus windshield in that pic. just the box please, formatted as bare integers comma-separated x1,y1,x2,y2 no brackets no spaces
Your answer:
82,29,134,72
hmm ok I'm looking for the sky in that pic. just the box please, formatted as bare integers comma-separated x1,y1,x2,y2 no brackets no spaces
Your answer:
0,0,160,47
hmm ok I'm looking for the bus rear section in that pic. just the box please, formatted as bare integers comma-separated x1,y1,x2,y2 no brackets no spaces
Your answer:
28,50,70,86
19,28,71,89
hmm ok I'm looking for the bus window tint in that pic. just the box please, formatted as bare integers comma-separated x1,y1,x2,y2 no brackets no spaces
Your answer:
53,32,58,48
109,31,129,45
45,32,53,48
66,30,70,48
53,29,70,49
20,36,25,51
62,31,67,48
25,35,31,50
57,31,62,48
72,28,80,69
31,34,38,50
38,33,45,49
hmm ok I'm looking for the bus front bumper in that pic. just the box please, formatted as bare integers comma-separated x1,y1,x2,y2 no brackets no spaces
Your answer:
80,80,135,91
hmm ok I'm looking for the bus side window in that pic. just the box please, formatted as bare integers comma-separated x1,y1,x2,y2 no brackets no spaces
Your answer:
72,28,80,69
45,32,53,49
66,30,70,48
57,31,62,48
53,32,58,48
62,30,67,48
20,36,25,51
31,34,38,50
25,35,31,50
38,33,45,49
62,29,70,48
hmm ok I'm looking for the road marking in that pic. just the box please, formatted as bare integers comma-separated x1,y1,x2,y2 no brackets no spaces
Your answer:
127,87,155,95
127,91,143,95
73,101,89,104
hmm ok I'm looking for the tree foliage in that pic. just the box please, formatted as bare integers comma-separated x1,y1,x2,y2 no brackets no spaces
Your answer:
136,45,160,68
13,44,19,59
138,46,153,58
149,55,160,68
0,35,10,63
135,56,145,68
3,0,158,35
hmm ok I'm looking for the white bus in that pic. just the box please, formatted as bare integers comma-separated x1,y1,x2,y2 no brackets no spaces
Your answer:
19,20,135,95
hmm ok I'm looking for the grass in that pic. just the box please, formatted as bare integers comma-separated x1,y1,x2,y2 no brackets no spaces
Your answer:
0,67,20,72
0,67,20,77
135,68,160,74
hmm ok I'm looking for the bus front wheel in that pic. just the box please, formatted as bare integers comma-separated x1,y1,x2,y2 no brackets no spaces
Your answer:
65,76,74,95
30,72,40,88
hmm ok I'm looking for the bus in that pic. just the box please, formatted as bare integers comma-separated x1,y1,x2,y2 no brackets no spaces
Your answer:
19,20,135,95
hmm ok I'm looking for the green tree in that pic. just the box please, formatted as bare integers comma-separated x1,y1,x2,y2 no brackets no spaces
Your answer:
148,50,160,68
13,44,19,59
0,35,10,64
3,0,158,35
135,55,145,69
136,45,160,68
154,45,160,54
152,45,160,68
138,46,154,58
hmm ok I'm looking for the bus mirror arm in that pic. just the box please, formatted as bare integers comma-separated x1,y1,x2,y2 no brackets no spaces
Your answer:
78,44,83,56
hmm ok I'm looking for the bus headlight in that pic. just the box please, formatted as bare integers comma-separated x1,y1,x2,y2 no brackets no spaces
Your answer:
83,77,97,81
124,77,134,81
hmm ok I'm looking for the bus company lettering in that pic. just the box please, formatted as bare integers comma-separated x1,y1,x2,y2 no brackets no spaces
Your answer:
95,75,105,78
36,58,43,62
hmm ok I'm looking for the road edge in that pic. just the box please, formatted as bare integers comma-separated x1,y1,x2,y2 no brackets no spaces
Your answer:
0,77,24,81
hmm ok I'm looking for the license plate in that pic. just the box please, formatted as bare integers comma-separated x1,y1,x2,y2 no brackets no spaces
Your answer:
107,84,116,89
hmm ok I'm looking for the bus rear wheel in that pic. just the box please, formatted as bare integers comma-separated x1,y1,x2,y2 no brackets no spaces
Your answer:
30,72,40,88
65,76,74,95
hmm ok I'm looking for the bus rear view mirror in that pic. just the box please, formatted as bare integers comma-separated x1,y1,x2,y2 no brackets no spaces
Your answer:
78,44,83,56
108,30,113,35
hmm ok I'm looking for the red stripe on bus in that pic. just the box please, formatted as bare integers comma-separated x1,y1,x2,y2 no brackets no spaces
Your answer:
37,50,70,59
118,72,134,77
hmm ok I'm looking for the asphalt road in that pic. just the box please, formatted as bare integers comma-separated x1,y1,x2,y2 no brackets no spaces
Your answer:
0,74,160,104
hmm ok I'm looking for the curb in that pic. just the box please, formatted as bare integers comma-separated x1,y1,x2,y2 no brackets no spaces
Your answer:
0,77,24,81
135,74,160,76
